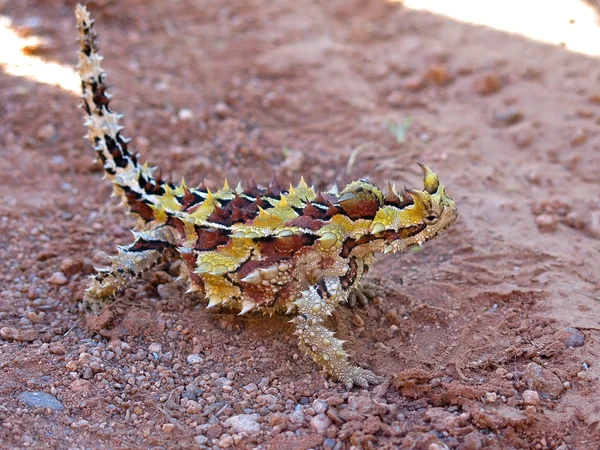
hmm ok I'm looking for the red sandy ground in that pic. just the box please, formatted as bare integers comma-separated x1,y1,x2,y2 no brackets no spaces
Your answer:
1,1,599,449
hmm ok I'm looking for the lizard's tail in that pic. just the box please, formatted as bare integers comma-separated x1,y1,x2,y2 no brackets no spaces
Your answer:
76,4,168,225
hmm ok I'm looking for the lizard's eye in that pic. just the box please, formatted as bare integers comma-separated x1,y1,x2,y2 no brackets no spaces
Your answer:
424,214,438,224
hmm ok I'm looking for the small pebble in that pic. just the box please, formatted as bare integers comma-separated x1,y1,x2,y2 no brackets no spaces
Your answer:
570,128,587,146
0,327,38,342
309,414,332,433
425,64,451,86
178,108,194,121
218,435,234,448
71,419,90,428
312,399,328,415
0,327,19,341
162,423,175,433
187,354,203,365
47,272,68,286
156,284,177,300
484,392,498,403
474,72,501,95
563,212,585,230
148,343,162,353
18,392,64,411
402,75,426,91
493,109,523,127
205,423,222,438
511,127,534,149
526,171,541,185
522,390,540,405
214,102,231,118
324,438,338,449
194,435,208,445
225,414,261,434
25,311,45,324
535,214,557,233
36,123,56,141
60,257,83,276
352,314,365,327
587,211,600,238
554,327,585,348
70,379,91,393
49,344,65,355
495,368,509,378
523,362,564,397
269,413,286,427
589,94,600,104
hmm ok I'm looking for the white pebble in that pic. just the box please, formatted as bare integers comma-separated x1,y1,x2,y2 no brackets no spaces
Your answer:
522,390,540,405
186,354,203,365
225,414,261,434
484,392,498,403
178,108,194,120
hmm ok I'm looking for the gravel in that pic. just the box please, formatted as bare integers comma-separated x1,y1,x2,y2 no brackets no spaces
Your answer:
0,1,597,448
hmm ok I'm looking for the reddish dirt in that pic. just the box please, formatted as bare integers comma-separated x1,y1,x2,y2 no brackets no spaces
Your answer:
1,1,599,449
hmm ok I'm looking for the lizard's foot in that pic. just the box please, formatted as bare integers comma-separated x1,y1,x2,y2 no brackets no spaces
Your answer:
81,276,119,314
346,282,380,308
79,270,115,309
337,365,386,389
80,298,105,315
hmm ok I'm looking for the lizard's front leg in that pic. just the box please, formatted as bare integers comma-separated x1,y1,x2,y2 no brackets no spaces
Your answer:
84,230,174,311
292,277,384,389
341,256,380,308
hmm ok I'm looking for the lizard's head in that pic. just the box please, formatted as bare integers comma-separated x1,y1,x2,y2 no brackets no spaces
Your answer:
336,164,457,254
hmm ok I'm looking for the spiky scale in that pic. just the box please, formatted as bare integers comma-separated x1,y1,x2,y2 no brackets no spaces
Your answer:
239,299,256,315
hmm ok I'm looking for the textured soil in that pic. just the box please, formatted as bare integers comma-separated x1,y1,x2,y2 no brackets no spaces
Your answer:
1,1,599,449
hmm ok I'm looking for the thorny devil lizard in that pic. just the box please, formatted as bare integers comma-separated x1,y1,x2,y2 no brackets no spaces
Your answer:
75,5,458,389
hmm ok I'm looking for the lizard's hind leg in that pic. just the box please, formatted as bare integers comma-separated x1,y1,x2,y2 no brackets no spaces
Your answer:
84,229,175,311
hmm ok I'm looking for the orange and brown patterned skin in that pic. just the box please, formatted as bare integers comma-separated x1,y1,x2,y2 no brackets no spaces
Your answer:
75,5,458,388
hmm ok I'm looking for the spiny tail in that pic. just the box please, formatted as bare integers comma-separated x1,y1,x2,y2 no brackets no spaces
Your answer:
76,4,169,225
